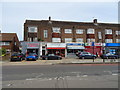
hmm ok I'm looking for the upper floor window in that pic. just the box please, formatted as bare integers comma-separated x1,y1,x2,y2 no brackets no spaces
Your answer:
0,42,10,46
52,38,61,42
116,39,120,43
76,38,83,42
52,27,60,33
28,26,37,33
98,32,102,39
105,39,113,43
105,29,112,34
76,29,83,34
65,29,72,33
87,38,95,43
44,30,48,38
116,31,120,35
65,38,72,42
87,28,94,34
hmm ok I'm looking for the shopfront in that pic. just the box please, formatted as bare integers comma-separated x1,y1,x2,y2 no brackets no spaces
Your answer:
22,42,42,57
47,43,67,57
84,43,103,56
66,43,85,53
105,43,120,55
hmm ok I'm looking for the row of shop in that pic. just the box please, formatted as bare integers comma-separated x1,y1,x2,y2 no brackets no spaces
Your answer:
21,42,120,57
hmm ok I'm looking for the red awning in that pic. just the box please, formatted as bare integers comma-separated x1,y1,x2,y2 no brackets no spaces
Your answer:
47,47,66,49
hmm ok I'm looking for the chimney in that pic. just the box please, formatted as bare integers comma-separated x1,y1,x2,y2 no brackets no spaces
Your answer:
49,16,51,21
93,19,97,23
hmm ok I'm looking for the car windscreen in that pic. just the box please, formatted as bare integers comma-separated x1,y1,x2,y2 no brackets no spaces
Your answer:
29,53,37,56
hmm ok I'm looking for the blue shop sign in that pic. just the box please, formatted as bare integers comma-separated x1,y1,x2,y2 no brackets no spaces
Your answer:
67,43,84,46
106,43,120,47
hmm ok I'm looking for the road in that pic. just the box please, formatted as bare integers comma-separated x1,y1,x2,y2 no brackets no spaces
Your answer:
2,64,119,88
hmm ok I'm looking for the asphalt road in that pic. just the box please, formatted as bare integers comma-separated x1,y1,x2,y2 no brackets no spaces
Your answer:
2,64,119,88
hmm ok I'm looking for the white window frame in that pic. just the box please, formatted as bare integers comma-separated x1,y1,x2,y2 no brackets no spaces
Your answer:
116,31,120,35
0,42,10,46
76,38,83,42
105,29,112,34
28,26,37,33
44,30,48,38
116,39,120,43
52,27,60,33
65,29,72,33
87,28,95,34
87,38,95,43
105,39,113,43
76,29,83,34
98,32,102,39
65,38,72,43
52,38,61,42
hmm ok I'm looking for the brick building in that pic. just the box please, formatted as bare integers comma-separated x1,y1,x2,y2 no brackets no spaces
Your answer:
0,33,20,52
24,17,120,43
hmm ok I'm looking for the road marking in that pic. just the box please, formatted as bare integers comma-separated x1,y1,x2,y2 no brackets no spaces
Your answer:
112,74,118,76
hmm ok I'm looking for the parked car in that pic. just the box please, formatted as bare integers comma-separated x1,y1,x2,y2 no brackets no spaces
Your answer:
100,53,119,59
41,54,62,60
10,53,25,61
76,51,82,56
78,52,97,59
26,53,38,61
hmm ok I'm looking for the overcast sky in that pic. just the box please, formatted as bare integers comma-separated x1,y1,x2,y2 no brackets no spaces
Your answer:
1,1,119,41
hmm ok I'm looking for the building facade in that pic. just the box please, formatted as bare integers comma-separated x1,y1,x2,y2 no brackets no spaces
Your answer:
0,33,20,52
24,17,120,43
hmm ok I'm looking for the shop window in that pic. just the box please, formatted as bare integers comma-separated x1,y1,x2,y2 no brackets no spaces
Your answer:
52,27,60,33
28,26,37,33
105,39,113,43
52,38,61,42
76,29,83,34
116,39,120,43
116,31,120,35
65,29,72,33
65,38,72,42
33,37,38,41
87,38,95,43
105,29,112,34
44,30,48,38
87,28,94,34
76,38,83,42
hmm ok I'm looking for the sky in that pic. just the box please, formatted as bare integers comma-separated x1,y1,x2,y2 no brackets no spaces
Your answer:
0,0,119,41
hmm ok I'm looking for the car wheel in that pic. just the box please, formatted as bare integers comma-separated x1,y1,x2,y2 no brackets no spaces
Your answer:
45,58,48,60
58,57,60,60
82,57,84,59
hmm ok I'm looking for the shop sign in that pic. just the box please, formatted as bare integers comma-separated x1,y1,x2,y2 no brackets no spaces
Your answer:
47,43,66,48
27,43,39,48
67,43,84,46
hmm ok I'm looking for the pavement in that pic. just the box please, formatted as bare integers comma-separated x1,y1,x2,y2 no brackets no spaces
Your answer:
0,57,119,66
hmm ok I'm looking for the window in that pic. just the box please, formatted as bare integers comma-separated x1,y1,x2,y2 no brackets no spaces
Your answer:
76,38,83,42
28,26,37,33
52,38,61,42
33,37,38,41
105,39,113,43
27,38,32,42
87,28,94,34
0,42,10,46
105,29,112,34
76,29,83,34
87,39,95,43
116,31,120,35
65,29,72,33
116,39,120,43
44,30,48,38
65,38,72,42
52,27,60,33
98,32,102,39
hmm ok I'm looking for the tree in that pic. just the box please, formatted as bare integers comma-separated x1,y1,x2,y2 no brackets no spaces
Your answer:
0,48,6,56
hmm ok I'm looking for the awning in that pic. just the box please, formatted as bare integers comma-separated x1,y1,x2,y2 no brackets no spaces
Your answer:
47,47,66,49
67,46,85,49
